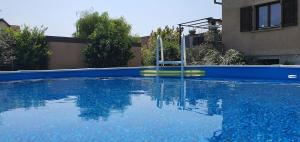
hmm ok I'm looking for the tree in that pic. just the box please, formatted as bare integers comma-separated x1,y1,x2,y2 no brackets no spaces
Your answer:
14,26,50,70
0,26,50,70
141,26,180,66
0,28,16,70
75,12,134,67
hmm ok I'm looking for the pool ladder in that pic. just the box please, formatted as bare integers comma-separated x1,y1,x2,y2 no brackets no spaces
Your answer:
156,34,187,75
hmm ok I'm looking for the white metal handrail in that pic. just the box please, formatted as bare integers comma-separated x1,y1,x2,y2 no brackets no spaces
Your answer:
156,34,187,73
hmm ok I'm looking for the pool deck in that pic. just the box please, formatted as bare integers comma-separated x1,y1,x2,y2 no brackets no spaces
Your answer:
0,65,299,82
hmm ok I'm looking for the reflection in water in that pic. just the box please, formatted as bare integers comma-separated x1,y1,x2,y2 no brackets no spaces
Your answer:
0,78,299,141
0,80,68,113
76,79,135,120
153,77,223,116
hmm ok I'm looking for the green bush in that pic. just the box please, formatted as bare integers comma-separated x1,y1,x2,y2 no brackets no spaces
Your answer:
0,28,16,70
0,26,50,70
222,49,245,65
186,29,245,65
14,26,50,70
141,26,180,66
75,12,134,68
187,44,245,65
143,26,245,66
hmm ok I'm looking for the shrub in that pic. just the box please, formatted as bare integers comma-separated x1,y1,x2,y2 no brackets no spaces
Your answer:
186,29,245,65
14,26,50,70
0,28,16,70
75,12,134,68
141,47,156,66
0,26,50,70
203,48,222,65
222,49,245,65
141,26,180,66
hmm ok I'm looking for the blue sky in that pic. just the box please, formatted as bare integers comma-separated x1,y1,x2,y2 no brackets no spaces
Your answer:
0,0,221,37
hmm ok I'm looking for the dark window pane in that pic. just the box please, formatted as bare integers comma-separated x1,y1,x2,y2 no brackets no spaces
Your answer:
282,0,298,27
271,3,281,27
241,6,253,32
258,6,268,28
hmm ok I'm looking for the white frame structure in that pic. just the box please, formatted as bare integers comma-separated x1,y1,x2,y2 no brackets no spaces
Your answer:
156,34,187,73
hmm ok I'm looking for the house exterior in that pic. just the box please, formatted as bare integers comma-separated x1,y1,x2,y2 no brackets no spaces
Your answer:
0,19,20,31
0,19,10,30
222,0,300,64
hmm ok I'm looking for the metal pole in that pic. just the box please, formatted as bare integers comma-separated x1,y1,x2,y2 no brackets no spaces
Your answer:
156,36,160,71
178,25,182,46
159,37,164,66
180,34,185,76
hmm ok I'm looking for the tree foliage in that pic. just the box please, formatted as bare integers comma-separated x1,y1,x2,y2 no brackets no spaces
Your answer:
141,26,180,66
187,43,245,65
14,26,50,70
0,26,50,70
222,49,245,65
75,12,134,67
142,26,245,66
186,29,245,65
0,28,16,70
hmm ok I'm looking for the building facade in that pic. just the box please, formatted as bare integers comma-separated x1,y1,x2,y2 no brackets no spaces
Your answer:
0,19,10,30
0,19,20,31
222,0,300,64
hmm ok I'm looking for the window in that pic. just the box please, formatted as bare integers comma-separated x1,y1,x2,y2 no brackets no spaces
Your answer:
256,2,281,29
258,6,269,28
282,0,298,27
240,6,253,32
241,0,298,32
271,3,282,26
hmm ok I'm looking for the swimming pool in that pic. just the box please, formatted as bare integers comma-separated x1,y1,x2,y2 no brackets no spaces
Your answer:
0,67,299,142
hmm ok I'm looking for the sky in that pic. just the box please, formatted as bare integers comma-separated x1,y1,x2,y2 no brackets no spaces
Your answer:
0,0,221,37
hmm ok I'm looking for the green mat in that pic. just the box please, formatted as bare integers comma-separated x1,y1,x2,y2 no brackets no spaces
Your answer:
141,70,205,77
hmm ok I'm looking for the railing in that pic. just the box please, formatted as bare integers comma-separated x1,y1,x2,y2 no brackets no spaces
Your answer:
156,34,187,74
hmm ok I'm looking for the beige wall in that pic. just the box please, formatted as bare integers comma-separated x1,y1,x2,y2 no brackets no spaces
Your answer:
48,40,142,69
223,0,300,64
128,47,142,67
48,41,86,69
0,22,9,30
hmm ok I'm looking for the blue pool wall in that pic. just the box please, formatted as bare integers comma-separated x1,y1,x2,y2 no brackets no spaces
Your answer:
0,66,299,81
0,68,141,81
191,66,300,81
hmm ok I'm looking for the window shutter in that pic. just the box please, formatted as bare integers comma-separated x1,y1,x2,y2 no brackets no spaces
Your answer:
282,0,298,27
240,6,253,32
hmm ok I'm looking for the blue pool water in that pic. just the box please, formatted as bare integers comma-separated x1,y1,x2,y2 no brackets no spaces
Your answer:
0,77,299,142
